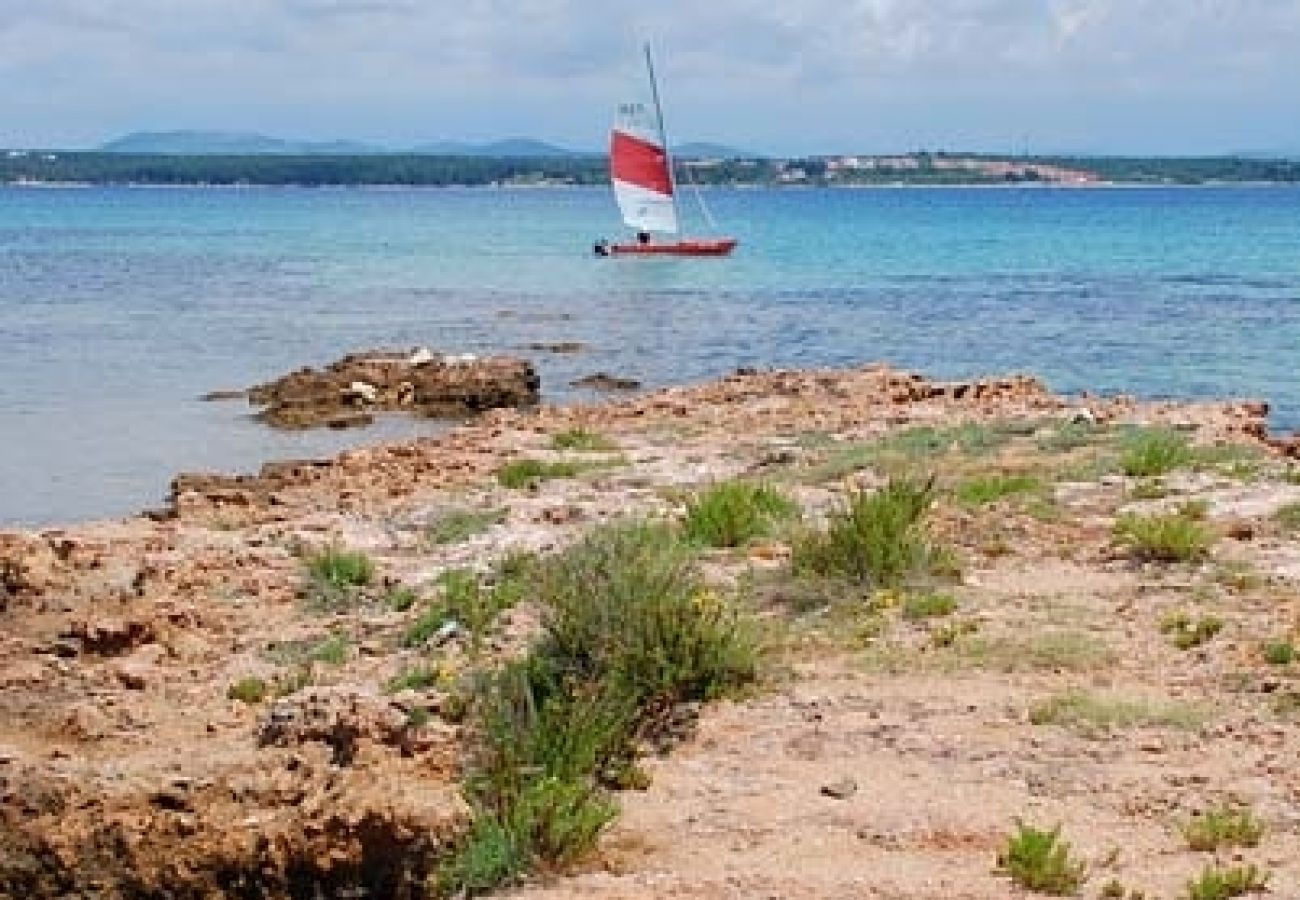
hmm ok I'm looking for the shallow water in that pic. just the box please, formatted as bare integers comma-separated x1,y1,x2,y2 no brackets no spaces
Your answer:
3,184,1299,525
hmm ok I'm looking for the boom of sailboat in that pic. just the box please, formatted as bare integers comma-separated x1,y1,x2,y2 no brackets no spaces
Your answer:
594,45,738,258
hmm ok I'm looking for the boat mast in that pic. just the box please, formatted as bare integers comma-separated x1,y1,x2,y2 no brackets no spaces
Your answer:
643,42,683,233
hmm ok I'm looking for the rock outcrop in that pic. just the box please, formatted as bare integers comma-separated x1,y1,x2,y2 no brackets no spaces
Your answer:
243,348,540,429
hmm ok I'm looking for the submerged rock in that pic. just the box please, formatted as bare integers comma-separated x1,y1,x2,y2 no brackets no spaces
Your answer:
240,348,540,429
571,371,642,392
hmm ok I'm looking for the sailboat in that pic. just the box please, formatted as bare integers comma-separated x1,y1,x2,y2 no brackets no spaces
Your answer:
595,45,738,257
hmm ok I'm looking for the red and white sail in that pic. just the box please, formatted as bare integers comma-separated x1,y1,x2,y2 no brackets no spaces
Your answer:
610,101,678,234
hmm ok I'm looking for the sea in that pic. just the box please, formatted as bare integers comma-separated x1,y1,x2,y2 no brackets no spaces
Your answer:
3,183,1300,526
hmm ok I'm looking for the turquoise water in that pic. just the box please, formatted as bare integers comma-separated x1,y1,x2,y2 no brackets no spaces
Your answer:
3,184,1300,525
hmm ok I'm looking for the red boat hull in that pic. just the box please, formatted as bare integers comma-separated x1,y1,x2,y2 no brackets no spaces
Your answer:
609,238,738,257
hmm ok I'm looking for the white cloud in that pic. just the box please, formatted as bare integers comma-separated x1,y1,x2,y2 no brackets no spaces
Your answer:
1,0,1299,151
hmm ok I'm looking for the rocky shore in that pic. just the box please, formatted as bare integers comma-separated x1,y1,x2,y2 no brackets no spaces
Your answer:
3,363,1300,898
209,348,541,430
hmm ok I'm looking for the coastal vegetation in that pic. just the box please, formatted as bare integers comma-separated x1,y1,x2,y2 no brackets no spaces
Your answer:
6,150,1300,187
438,522,758,895
681,480,799,548
791,477,948,586
1184,864,1269,899
995,822,1087,894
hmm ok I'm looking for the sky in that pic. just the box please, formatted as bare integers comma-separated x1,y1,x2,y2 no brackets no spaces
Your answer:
3,0,1300,155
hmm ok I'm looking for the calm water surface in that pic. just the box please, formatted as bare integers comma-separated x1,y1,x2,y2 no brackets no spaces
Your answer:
3,184,1299,525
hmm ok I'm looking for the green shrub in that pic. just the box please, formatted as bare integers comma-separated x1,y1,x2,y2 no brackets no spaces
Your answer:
1161,612,1224,650
792,477,943,587
539,523,757,701
551,428,619,453
302,545,376,610
1263,640,1296,665
304,545,375,588
1183,805,1264,852
902,592,958,620
227,677,268,704
954,473,1042,506
426,507,507,545
682,480,799,548
497,459,581,489
1114,511,1213,562
1119,427,1193,477
995,822,1086,895
1185,864,1268,900
439,521,758,896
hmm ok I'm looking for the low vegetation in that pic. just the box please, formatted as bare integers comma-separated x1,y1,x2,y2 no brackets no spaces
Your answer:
1273,501,1300,531
1183,805,1264,852
227,677,269,705
792,477,948,587
901,591,958,620
308,634,351,665
1113,510,1214,562
954,473,1042,507
1161,612,1225,651
438,522,758,895
302,545,376,610
551,428,619,453
497,459,583,490
404,557,537,651
1185,864,1269,900
386,664,441,694
995,822,1086,895
1263,640,1296,665
682,480,799,548
1119,427,1194,477
426,507,507,545
1029,690,1205,734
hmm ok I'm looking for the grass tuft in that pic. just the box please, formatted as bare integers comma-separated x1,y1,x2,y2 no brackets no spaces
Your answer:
1183,805,1264,852
497,459,583,490
995,822,1086,895
792,477,948,587
303,545,375,610
1185,864,1269,900
1114,510,1214,563
901,591,958,620
305,545,375,588
682,480,799,548
551,428,619,453
1118,427,1193,477
1263,640,1295,665
954,473,1042,507
227,677,268,704
426,507,507,545
1161,612,1224,650
1029,689,1205,735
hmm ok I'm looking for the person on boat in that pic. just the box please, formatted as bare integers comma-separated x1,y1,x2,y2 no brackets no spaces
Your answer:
593,239,610,257
636,230,651,245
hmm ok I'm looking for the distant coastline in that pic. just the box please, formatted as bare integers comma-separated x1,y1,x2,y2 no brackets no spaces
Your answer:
5,150,1300,188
